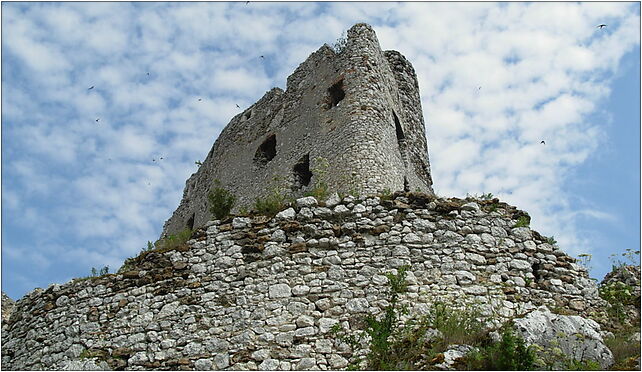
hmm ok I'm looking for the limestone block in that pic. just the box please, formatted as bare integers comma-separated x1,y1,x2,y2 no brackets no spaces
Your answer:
513,307,613,369
296,196,318,208
325,193,341,208
346,298,369,313
259,359,281,370
461,202,480,212
275,208,296,220
269,284,292,299
510,259,531,271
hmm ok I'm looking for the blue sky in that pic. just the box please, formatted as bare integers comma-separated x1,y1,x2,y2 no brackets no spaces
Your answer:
2,2,640,300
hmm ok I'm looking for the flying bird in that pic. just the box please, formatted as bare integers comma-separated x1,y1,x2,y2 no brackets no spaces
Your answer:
95,118,100,123
198,98,202,101
597,24,607,29
260,55,265,59
540,140,546,145
160,157,164,160
88,86,94,90
153,158,156,162
146,72,150,76
236,104,240,108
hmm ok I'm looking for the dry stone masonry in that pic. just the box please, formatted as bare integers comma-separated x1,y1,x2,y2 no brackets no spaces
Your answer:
2,193,604,370
162,23,433,237
2,23,615,371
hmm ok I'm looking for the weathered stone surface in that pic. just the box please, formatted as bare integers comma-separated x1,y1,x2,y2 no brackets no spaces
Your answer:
275,208,296,221
161,23,434,238
61,359,111,371
269,284,292,299
2,292,15,323
296,197,318,208
259,358,281,370
513,307,613,369
2,190,604,371
434,344,475,370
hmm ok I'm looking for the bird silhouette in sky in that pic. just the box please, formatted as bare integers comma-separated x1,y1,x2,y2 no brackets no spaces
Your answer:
540,140,546,145
88,86,94,90
260,55,265,59
198,98,202,101
146,72,150,76
153,158,156,162
160,157,164,160
597,24,607,29
95,118,100,123
236,104,240,108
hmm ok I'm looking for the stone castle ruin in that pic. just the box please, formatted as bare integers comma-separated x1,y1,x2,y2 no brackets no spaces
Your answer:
162,23,433,237
2,24,615,371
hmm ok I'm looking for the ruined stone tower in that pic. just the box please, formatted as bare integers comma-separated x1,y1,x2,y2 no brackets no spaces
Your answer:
163,23,433,237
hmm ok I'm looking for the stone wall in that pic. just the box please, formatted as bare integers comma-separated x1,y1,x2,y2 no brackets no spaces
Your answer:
2,193,602,370
161,23,433,237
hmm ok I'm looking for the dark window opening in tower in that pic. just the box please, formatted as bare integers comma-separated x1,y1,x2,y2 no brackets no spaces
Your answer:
403,176,409,192
254,134,277,165
187,213,195,231
244,110,252,120
292,154,313,189
393,111,405,142
328,80,345,107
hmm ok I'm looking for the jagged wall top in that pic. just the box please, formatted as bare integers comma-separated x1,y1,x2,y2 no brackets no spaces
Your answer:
162,23,433,237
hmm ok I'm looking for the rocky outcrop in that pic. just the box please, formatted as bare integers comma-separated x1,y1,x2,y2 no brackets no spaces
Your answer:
513,306,613,369
2,193,605,370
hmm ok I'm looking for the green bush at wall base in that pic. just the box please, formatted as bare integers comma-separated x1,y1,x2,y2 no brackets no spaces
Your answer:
208,180,236,220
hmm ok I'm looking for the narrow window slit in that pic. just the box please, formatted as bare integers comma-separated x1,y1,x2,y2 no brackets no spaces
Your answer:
393,111,405,142
187,213,195,231
328,80,345,108
292,154,313,190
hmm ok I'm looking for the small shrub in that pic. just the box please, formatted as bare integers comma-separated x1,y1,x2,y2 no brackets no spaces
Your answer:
577,253,593,271
305,182,329,201
486,202,500,213
91,266,109,277
208,179,236,220
155,228,192,251
330,266,411,370
600,281,636,323
565,358,601,370
477,327,536,370
609,248,641,268
606,331,642,370
424,302,487,347
379,188,393,201
545,235,558,245
255,192,287,216
481,192,494,200
514,216,530,228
